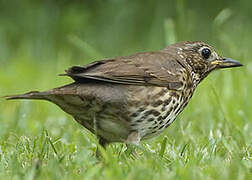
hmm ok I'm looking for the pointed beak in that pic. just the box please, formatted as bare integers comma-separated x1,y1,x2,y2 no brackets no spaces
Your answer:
211,57,243,68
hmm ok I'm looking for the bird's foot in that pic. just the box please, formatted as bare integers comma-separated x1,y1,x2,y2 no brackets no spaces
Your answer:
124,131,141,158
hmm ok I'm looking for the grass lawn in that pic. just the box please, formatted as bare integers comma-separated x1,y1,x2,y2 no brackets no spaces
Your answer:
0,1,251,179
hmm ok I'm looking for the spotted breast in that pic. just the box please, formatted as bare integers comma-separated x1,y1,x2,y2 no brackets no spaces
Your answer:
126,85,194,140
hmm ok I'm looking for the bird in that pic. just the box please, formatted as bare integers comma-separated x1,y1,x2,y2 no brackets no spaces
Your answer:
6,41,242,148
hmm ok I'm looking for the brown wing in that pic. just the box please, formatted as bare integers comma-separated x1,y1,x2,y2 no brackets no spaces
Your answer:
65,51,188,90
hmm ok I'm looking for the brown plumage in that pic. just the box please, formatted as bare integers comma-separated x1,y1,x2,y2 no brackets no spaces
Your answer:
6,41,242,146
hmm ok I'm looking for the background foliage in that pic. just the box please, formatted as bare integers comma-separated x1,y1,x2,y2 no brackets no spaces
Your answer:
0,0,251,179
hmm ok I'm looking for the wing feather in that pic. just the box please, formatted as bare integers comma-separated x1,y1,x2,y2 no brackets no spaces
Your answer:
65,52,189,90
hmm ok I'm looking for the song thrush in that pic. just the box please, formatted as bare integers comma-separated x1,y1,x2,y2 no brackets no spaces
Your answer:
6,41,242,147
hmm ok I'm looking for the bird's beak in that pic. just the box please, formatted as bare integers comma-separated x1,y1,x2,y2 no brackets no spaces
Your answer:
211,57,243,68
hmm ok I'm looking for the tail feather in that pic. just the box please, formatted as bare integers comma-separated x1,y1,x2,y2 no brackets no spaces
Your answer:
4,91,50,100
3,83,79,101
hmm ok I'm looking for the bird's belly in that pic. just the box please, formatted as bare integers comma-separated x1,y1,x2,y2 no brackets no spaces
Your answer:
73,104,132,142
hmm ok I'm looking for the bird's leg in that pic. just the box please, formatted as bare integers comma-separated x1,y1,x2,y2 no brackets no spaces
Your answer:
96,137,109,158
125,131,141,157
126,131,141,144
99,137,109,147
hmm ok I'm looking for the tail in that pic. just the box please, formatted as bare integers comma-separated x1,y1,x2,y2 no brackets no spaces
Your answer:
4,91,50,100
4,83,90,115
4,83,77,101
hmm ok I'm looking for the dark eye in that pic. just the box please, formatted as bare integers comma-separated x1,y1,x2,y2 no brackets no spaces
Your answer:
201,48,211,59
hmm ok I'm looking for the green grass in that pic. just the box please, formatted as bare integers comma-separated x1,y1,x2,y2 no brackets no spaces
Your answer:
0,0,252,179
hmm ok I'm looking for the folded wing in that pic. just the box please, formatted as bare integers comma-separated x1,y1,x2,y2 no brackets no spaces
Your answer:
65,52,189,90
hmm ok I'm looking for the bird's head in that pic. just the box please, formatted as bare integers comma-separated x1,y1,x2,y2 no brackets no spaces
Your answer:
166,41,243,85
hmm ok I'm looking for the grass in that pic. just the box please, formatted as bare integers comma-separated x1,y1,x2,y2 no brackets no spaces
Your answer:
0,0,252,179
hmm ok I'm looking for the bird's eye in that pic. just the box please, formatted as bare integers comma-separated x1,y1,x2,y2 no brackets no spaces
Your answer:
201,48,211,59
